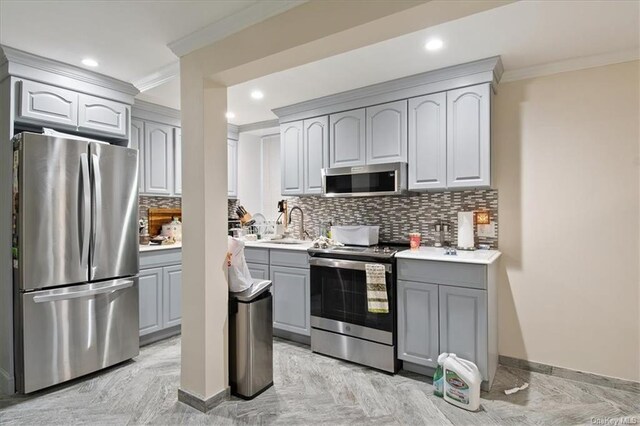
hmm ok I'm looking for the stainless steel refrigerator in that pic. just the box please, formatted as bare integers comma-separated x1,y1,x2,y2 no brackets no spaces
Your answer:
12,132,140,393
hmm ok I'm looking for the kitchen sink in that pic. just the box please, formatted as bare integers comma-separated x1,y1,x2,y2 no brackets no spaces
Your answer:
264,238,306,245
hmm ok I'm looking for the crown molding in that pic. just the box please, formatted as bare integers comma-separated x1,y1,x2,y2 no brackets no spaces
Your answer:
168,1,307,57
501,49,640,83
272,56,503,123
0,44,138,96
134,61,180,92
237,119,280,134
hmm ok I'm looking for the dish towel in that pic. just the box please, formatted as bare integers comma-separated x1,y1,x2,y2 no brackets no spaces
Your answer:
366,263,389,314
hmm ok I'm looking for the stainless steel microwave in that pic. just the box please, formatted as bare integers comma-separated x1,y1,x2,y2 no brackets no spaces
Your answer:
321,162,409,197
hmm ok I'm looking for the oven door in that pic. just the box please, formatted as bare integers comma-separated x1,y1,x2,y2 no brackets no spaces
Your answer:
310,258,394,345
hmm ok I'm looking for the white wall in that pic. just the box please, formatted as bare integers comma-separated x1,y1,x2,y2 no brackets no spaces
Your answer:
494,60,639,382
236,133,263,216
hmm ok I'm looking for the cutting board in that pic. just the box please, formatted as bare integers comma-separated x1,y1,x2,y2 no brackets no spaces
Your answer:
148,208,182,237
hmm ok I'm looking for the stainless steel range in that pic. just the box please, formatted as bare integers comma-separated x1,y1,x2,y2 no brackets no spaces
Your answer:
308,243,406,373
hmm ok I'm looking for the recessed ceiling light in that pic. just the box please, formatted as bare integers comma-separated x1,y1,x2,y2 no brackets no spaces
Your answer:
250,90,264,100
225,111,236,120
424,38,444,52
81,58,99,67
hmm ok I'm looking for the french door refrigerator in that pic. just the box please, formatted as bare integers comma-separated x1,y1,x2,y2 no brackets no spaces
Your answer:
12,132,140,393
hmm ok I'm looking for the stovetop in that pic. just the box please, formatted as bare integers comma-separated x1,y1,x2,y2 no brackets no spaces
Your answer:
308,242,410,261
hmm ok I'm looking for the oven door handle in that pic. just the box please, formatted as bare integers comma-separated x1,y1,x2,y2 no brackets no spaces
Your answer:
309,257,391,273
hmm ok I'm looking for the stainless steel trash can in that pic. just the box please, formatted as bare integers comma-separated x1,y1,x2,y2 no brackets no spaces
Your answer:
229,279,273,399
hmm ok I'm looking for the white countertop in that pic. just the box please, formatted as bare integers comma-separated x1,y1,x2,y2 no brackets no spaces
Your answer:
139,242,182,252
243,240,314,252
395,246,501,265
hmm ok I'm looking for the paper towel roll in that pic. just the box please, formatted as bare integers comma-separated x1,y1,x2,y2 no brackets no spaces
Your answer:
457,212,475,249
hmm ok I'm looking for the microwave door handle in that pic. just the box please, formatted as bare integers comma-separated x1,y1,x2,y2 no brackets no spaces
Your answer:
309,258,391,274
79,153,91,270
33,280,134,303
90,153,102,280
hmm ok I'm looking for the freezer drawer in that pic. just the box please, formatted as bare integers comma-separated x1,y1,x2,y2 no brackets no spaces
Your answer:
16,278,140,393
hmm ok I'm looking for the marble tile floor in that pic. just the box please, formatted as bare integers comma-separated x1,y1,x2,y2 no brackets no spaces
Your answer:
1,336,638,425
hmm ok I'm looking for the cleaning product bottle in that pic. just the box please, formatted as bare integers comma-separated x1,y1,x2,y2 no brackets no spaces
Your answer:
433,353,449,397
443,354,482,412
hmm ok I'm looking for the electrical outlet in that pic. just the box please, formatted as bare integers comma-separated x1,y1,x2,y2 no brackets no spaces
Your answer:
477,222,496,238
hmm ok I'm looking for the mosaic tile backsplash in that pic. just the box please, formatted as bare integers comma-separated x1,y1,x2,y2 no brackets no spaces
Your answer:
139,196,182,222
229,189,498,248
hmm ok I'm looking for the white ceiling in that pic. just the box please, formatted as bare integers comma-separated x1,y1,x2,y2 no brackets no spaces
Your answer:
2,1,638,125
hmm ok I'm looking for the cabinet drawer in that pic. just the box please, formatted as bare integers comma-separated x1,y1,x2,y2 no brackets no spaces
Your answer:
270,249,309,268
247,262,269,280
17,79,78,128
78,94,128,137
245,247,269,264
140,249,182,269
398,259,486,290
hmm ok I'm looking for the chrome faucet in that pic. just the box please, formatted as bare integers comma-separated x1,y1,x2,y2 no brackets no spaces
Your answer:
288,206,309,240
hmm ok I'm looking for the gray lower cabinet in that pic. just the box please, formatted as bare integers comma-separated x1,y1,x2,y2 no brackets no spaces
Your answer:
270,265,310,336
138,267,163,336
247,262,269,280
366,100,407,164
163,265,182,328
439,285,488,379
397,280,439,367
329,108,366,168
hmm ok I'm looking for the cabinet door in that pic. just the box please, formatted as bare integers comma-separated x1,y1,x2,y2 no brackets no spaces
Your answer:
366,100,407,164
144,122,174,195
446,83,491,188
130,119,145,193
439,286,488,379
174,128,182,195
139,267,163,336
270,265,310,336
398,281,439,367
163,265,182,328
78,94,128,137
303,116,329,195
247,262,269,280
408,93,447,190
17,80,78,127
329,109,366,168
280,121,304,195
227,138,238,198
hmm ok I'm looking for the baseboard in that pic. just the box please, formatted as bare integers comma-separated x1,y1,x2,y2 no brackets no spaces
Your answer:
273,329,310,346
499,355,640,393
0,367,15,395
140,326,181,347
401,361,436,378
178,386,230,413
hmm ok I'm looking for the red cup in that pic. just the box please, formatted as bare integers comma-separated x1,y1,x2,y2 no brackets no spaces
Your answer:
409,232,421,250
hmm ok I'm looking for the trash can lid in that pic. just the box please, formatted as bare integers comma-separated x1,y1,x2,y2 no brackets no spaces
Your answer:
230,279,272,302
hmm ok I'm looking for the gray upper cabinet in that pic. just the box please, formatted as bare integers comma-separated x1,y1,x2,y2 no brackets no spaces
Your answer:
366,100,407,165
144,122,174,195
163,265,182,328
446,83,491,188
398,280,440,367
78,94,128,137
330,109,366,168
174,128,182,196
439,285,488,379
408,93,447,190
138,267,163,336
17,80,78,128
280,121,304,195
227,138,238,199
130,119,145,193
303,116,329,194
270,265,310,336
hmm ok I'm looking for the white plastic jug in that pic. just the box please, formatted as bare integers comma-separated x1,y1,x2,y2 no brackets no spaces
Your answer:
442,354,482,412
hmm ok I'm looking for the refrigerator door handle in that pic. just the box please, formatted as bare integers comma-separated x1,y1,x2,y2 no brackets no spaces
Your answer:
32,279,134,303
91,153,102,280
80,153,91,270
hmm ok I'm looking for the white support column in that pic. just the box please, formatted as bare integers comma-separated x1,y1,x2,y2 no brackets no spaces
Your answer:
178,61,230,412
